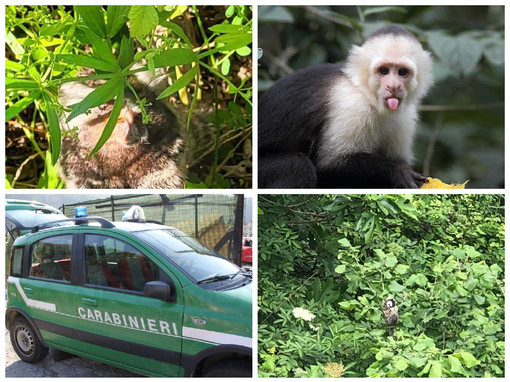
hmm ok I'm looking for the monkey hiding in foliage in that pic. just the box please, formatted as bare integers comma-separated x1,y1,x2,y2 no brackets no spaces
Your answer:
58,73,184,189
259,25,434,189
382,296,399,337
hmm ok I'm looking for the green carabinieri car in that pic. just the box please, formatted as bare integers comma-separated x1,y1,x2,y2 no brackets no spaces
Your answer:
6,206,252,377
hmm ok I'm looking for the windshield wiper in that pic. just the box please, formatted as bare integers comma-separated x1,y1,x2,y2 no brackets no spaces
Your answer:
197,274,232,284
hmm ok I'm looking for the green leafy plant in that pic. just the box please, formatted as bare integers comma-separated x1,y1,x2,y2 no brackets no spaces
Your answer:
6,5,252,188
258,194,504,377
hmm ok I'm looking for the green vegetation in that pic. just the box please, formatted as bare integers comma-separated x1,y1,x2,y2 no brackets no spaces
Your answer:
6,5,252,188
259,6,504,187
258,194,504,377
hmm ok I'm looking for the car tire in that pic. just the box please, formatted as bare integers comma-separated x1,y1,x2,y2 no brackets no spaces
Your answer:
10,316,49,363
202,358,251,377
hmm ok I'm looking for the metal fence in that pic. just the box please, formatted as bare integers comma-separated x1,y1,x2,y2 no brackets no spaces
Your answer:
60,194,249,265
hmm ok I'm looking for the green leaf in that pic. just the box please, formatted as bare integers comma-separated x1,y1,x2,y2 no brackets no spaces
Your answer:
221,58,231,75
5,78,39,90
106,5,130,38
77,26,118,65
6,59,25,72
157,65,198,99
6,31,25,56
428,32,483,75
459,351,478,368
42,92,61,165
428,362,442,378
88,86,124,157
484,40,504,66
388,280,405,293
236,46,251,56
338,238,351,247
152,48,197,68
339,300,357,311
452,248,466,259
375,348,393,361
118,36,134,69
258,6,294,23
415,273,428,287
38,150,63,189
394,358,408,371
66,74,124,122
413,337,435,352
335,264,346,274
394,264,409,274
448,355,465,374
215,33,252,51
6,91,41,120
363,6,407,16
56,54,120,73
209,24,248,34
455,284,468,296
159,20,192,46
129,5,158,38
75,6,106,37
409,357,427,368
385,254,398,268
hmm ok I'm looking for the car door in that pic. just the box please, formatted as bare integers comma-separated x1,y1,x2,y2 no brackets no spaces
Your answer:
10,233,80,351
74,232,185,376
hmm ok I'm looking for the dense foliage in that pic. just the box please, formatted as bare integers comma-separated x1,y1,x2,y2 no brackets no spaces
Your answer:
259,6,504,188
6,5,252,188
258,194,504,377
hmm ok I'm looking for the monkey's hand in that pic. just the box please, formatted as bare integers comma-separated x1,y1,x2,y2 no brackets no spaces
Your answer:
391,163,426,188
411,170,427,188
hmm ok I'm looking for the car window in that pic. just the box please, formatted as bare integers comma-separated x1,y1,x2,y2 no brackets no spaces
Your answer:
134,229,240,282
6,218,20,280
84,234,163,292
10,247,24,277
30,235,73,282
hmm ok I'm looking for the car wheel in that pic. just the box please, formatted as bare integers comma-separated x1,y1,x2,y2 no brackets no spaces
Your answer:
10,316,49,363
202,358,251,377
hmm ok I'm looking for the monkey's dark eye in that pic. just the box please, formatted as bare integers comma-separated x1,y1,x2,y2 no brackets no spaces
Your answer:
398,68,409,76
379,67,389,75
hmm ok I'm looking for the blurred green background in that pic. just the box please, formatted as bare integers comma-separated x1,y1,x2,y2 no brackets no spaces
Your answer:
258,6,504,188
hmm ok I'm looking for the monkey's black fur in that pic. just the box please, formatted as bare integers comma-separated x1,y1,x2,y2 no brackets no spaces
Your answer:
258,64,341,188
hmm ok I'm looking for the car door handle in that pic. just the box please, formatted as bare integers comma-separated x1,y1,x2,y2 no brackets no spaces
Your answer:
82,298,97,306
23,287,34,295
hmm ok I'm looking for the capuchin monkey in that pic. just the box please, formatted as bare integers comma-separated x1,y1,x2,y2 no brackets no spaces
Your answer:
58,73,184,189
258,25,433,188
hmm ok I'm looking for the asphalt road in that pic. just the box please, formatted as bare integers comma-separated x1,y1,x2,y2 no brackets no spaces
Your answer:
5,330,140,377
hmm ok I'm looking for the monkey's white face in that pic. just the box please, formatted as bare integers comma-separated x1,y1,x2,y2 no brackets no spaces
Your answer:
371,61,415,112
376,64,412,111
385,298,395,308
346,33,432,114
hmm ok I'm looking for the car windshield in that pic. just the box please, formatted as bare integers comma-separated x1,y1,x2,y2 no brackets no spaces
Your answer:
5,210,65,231
134,228,240,283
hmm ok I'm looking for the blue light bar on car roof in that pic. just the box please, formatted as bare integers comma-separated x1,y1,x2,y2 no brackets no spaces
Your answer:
75,206,88,218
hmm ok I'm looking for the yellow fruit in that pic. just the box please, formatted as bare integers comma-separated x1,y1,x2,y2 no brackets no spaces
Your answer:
420,177,468,189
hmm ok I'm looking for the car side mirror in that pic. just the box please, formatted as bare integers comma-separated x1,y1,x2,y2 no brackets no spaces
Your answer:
144,281,176,302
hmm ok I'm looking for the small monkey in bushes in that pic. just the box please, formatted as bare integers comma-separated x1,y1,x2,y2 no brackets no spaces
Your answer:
382,296,399,337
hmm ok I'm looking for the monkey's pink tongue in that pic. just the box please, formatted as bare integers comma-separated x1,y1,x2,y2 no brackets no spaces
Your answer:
388,98,399,111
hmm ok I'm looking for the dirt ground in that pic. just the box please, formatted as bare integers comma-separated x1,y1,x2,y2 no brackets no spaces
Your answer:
5,330,139,377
